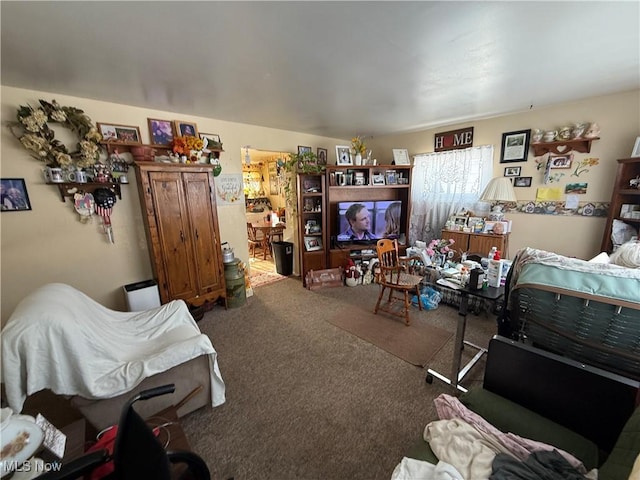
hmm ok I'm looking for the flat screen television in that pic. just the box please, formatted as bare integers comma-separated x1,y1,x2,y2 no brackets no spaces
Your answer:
336,200,405,245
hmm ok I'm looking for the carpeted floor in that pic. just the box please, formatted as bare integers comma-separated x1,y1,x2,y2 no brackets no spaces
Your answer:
182,278,498,480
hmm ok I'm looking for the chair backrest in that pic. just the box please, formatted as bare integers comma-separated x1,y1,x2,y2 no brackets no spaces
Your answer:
376,238,399,270
246,222,258,242
376,239,403,285
113,385,174,480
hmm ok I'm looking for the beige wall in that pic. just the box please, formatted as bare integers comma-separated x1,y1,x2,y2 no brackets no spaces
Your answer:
368,90,640,260
2,86,638,324
0,86,346,325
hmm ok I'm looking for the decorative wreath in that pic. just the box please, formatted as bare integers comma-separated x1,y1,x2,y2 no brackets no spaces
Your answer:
9,99,102,169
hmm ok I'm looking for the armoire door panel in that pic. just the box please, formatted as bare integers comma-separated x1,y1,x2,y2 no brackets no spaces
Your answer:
183,172,223,293
148,172,197,300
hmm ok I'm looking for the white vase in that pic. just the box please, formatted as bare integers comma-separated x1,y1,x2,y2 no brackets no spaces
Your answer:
355,153,362,166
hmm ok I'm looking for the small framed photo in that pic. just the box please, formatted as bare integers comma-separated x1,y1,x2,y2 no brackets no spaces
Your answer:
392,148,411,165
451,215,467,227
467,216,483,229
200,133,223,150
549,154,573,169
504,166,521,177
304,236,323,252
174,121,198,137
317,148,327,165
1,178,32,211
97,123,142,144
372,173,386,185
303,178,321,193
500,129,531,163
632,136,640,157
385,170,397,185
513,176,532,187
147,118,174,146
298,146,312,155
336,145,352,165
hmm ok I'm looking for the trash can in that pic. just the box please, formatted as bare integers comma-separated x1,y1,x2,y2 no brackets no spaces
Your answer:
224,258,246,308
123,279,161,312
272,241,293,276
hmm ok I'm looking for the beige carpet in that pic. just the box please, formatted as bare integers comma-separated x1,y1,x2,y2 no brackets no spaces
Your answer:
327,305,453,367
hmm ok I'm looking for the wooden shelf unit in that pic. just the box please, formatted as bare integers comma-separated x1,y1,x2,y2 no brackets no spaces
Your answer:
326,165,412,269
297,173,328,286
600,157,640,253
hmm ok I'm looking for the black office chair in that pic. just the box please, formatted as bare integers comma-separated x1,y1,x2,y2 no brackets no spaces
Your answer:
39,384,210,480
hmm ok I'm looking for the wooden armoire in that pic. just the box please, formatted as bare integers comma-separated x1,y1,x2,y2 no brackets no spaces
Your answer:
135,162,226,307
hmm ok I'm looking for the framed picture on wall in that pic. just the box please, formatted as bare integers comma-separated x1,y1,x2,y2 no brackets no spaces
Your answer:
504,166,521,177
97,123,142,144
513,176,532,187
549,154,573,169
500,129,531,163
174,121,198,137
317,148,327,165
1,178,31,211
147,118,174,146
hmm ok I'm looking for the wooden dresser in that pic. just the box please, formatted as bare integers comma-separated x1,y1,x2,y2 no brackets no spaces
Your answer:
442,229,510,260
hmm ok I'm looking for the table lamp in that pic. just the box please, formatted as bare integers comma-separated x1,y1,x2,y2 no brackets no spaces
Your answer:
479,177,517,221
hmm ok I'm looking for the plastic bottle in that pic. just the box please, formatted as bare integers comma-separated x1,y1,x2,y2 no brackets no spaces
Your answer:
494,250,501,261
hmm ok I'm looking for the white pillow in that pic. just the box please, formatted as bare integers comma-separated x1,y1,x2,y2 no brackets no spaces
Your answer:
588,252,610,264
609,240,640,268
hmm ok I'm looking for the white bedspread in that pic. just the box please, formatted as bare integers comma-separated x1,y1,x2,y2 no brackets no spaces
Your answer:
1,283,226,412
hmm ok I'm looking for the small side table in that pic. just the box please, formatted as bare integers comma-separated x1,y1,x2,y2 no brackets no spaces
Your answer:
426,283,505,392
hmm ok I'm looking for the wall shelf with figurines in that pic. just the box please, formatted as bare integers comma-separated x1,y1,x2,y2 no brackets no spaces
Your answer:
531,138,600,157
48,181,122,203
530,122,600,157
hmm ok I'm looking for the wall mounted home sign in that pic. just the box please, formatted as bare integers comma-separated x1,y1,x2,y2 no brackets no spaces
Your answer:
434,127,474,152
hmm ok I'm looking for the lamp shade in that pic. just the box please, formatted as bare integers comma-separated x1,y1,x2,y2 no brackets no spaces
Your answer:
479,177,517,202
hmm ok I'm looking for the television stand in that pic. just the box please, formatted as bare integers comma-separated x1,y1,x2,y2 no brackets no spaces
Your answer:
329,243,406,267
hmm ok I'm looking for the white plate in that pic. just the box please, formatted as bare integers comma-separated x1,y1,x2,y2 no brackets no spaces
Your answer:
0,419,44,477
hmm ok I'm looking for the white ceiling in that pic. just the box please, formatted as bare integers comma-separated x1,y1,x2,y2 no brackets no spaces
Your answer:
2,1,639,140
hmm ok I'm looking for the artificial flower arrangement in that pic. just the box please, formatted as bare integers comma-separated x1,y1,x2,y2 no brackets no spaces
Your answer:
350,136,367,156
171,135,204,155
426,238,455,257
9,99,102,169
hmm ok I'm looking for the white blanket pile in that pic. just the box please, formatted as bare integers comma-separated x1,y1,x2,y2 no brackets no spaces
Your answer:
1,283,225,412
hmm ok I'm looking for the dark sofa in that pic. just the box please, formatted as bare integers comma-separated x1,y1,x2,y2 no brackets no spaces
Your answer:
407,336,640,479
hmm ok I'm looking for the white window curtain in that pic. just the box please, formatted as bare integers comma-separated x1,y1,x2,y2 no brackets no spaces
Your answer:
409,145,494,245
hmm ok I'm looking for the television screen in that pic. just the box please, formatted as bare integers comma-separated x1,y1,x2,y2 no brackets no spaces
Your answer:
336,200,404,243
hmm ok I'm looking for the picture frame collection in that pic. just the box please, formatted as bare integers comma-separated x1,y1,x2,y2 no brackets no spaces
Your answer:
99,118,224,152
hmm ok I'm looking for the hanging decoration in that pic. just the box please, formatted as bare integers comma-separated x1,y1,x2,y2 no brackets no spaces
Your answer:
8,99,102,169
94,188,117,243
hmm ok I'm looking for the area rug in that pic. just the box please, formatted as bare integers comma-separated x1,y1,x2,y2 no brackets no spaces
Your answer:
250,271,287,289
327,305,453,367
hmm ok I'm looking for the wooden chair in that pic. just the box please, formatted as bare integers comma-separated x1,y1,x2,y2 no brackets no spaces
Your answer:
374,238,424,326
247,222,269,259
